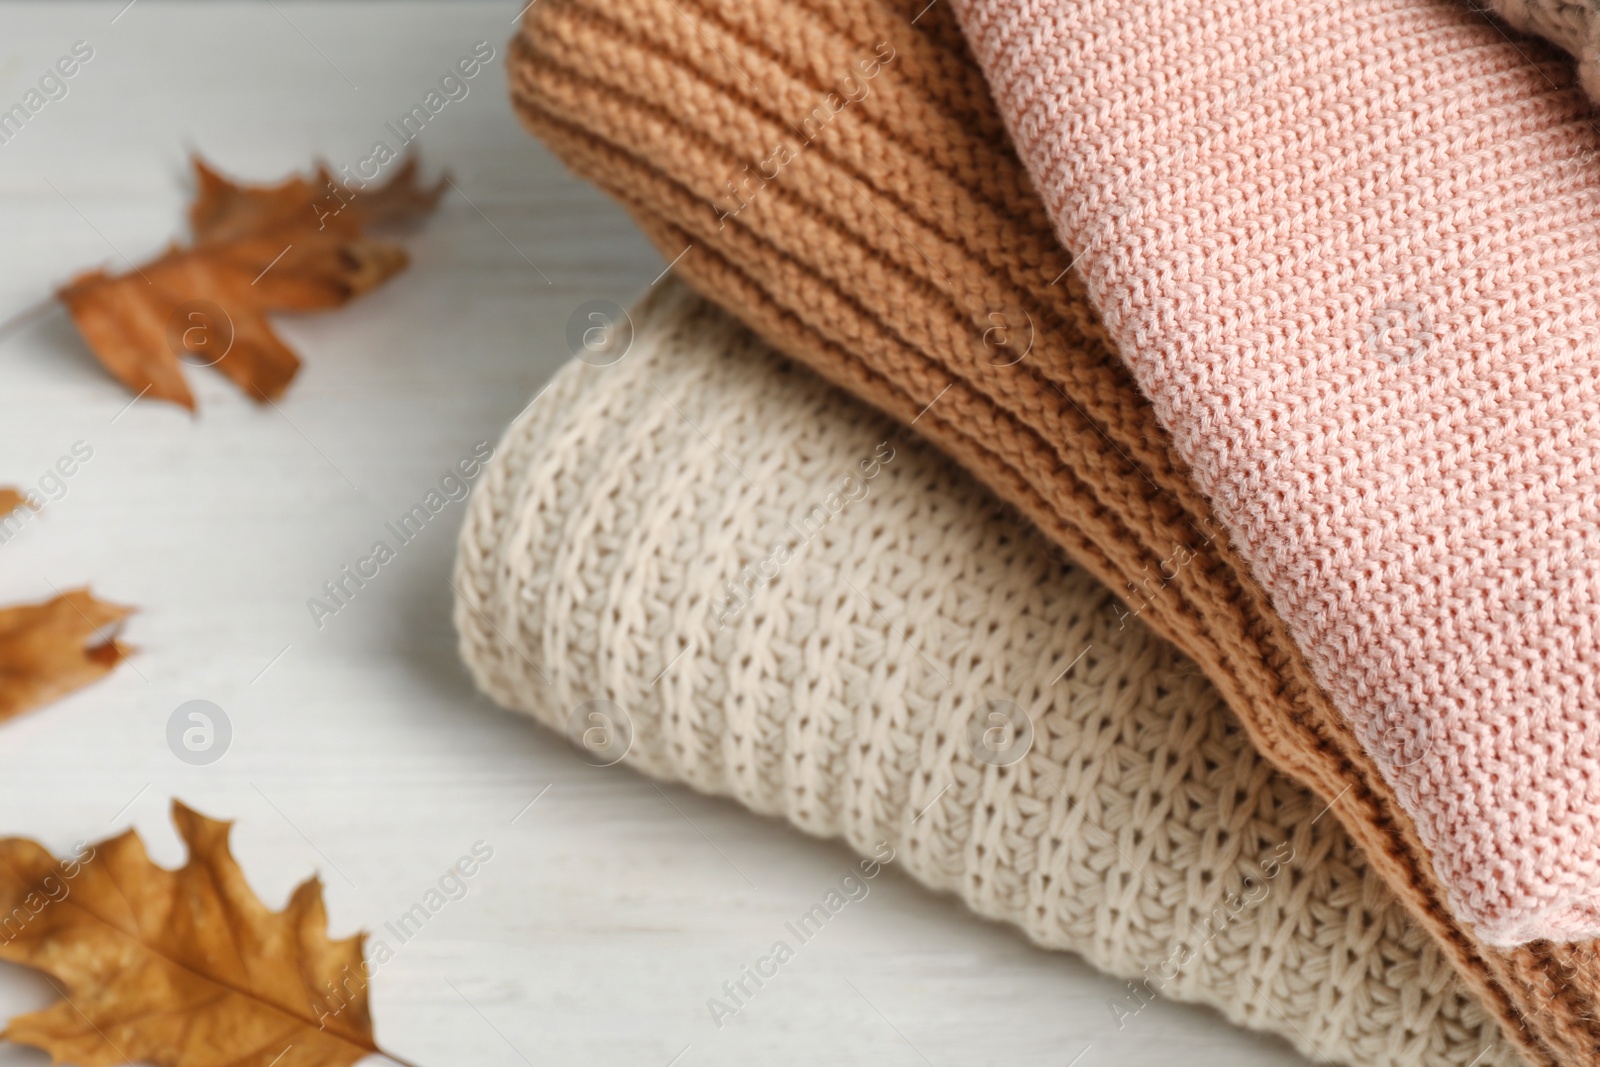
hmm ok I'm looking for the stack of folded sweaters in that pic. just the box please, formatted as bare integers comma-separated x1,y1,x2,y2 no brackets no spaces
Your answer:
453,1,1600,1063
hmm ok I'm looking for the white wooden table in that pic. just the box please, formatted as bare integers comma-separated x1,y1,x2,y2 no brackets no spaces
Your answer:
0,4,1306,1065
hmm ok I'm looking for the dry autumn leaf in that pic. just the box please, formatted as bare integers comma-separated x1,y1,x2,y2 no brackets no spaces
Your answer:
0,800,417,1067
0,588,131,722
58,156,444,410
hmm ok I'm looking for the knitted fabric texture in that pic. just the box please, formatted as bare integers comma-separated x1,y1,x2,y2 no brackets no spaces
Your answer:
452,281,1519,1067
949,0,1600,946
508,0,1600,1061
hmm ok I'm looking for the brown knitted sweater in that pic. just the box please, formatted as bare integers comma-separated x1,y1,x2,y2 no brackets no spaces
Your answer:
507,0,1600,1062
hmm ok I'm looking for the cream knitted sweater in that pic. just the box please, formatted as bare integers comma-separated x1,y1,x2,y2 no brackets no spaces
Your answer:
453,281,1516,1067
1487,0,1600,99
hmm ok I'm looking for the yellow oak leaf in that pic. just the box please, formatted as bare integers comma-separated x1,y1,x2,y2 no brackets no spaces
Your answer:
0,801,416,1067
0,588,131,723
58,156,443,410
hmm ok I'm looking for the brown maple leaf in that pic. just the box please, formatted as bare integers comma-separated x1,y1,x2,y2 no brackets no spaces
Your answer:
58,156,444,411
0,588,132,722
0,489,26,521
0,800,419,1067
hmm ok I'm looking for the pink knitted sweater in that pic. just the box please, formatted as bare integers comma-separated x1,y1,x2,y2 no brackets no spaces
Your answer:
950,0,1600,945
